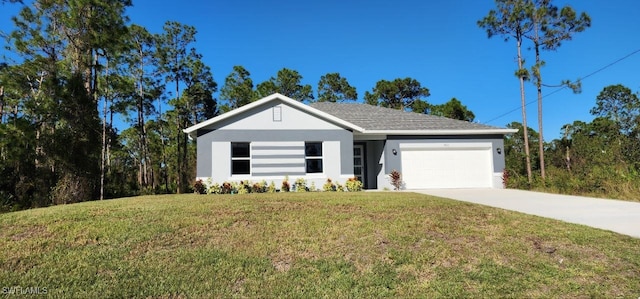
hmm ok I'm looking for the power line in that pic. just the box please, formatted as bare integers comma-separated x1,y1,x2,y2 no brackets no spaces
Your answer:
482,48,640,125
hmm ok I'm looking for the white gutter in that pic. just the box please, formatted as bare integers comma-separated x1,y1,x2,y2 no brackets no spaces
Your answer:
358,129,518,135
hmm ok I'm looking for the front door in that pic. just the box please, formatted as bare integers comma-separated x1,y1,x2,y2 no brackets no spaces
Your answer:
353,145,365,186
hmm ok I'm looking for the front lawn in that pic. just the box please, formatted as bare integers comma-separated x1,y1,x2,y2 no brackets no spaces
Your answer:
1,192,639,297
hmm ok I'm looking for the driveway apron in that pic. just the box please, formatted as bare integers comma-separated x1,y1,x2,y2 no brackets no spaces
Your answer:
415,188,640,238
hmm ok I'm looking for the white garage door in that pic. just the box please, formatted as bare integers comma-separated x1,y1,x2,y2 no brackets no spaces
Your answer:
400,146,492,189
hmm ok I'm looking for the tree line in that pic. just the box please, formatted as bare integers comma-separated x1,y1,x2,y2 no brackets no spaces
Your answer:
504,84,640,200
0,0,472,211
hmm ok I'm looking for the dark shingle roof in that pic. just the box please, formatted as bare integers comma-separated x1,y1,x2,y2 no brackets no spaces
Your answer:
309,102,501,131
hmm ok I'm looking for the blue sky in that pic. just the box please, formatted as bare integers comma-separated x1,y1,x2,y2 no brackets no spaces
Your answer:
2,1,640,140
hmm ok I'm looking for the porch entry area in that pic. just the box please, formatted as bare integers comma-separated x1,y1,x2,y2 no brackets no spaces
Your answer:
353,141,384,190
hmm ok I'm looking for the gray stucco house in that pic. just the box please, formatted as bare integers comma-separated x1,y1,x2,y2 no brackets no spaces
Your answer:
184,93,517,190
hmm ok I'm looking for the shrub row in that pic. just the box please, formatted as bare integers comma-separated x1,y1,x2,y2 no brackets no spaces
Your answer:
193,177,363,195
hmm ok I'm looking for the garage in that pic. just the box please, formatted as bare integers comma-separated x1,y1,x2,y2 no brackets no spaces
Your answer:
400,143,493,189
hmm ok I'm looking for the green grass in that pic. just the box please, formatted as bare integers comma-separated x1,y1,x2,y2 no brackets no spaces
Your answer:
1,192,639,298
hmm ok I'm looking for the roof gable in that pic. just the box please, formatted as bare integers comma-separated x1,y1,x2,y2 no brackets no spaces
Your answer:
183,93,364,138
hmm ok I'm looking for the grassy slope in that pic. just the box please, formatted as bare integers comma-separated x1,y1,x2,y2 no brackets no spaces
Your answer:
1,192,639,298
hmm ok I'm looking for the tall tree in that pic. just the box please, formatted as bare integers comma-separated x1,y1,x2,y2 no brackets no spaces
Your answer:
364,77,430,110
317,73,358,102
116,24,166,192
90,27,140,200
590,84,640,135
525,0,591,180
155,22,217,193
156,21,197,193
427,98,476,122
175,55,217,190
410,99,430,114
220,65,256,110
478,0,534,184
181,56,218,124
105,127,139,197
257,68,314,101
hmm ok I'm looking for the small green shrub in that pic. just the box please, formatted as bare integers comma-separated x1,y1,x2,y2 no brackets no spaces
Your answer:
335,182,345,192
267,181,277,193
140,186,156,196
323,179,336,192
252,180,267,193
309,181,317,192
0,191,15,212
208,183,221,194
237,181,250,194
50,173,92,205
345,177,363,192
505,171,530,190
294,178,307,192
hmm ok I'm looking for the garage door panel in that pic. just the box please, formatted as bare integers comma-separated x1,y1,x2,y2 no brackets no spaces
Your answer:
401,147,492,189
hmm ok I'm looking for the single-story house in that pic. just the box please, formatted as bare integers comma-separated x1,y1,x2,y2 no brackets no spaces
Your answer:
184,93,517,190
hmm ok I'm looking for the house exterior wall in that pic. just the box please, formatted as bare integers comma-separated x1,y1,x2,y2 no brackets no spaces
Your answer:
380,135,506,189
195,100,354,188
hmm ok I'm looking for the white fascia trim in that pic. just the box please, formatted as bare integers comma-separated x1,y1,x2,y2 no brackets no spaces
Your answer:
183,93,365,137
399,142,492,150
361,129,518,135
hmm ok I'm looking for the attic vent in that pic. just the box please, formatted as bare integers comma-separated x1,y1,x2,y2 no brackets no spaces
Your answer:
273,106,282,122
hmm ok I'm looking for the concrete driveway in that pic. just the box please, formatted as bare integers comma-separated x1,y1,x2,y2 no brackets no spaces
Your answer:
415,188,640,238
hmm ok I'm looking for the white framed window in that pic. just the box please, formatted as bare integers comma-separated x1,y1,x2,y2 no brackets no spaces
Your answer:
231,142,250,175
305,142,323,173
